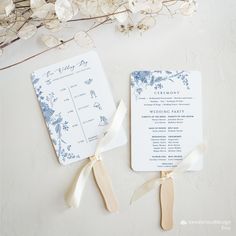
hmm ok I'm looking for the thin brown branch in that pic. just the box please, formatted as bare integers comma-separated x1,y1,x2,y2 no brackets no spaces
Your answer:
0,0,189,70
15,6,30,8
17,16,32,32
69,9,131,22
0,18,110,71
0,9,129,50
5,9,130,23
0,39,72,71
14,0,29,3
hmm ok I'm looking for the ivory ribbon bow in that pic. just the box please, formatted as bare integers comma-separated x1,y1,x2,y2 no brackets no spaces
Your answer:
66,100,127,209
131,144,205,203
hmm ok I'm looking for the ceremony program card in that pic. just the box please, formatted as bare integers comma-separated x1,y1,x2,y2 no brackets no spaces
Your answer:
130,70,203,171
31,51,127,165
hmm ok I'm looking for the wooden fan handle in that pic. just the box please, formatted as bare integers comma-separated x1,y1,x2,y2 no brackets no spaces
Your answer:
92,159,119,213
160,171,174,230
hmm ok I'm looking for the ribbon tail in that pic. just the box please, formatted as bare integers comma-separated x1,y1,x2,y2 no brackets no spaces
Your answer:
65,100,127,209
131,144,205,205
130,177,162,204
95,100,127,155
65,159,96,208
174,144,205,173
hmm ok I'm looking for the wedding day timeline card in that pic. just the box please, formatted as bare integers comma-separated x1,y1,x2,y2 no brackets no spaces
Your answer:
131,70,203,171
31,51,127,165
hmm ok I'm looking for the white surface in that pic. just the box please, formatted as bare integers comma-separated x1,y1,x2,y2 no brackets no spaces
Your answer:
1,1,236,235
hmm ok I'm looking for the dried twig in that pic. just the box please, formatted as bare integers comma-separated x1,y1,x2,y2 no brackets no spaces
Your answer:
0,9,130,49
0,18,111,71
0,0,196,70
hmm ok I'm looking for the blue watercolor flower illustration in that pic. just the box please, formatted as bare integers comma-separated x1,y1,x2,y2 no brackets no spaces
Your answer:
84,78,93,84
40,101,54,123
31,73,76,163
99,116,108,126
131,70,190,97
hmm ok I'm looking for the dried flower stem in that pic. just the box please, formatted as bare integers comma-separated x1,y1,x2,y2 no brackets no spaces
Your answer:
0,0,195,71
70,9,131,22
0,18,111,71
0,9,130,50
14,0,29,3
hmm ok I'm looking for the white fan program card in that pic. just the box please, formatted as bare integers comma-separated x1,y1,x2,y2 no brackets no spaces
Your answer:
130,70,203,171
31,51,127,165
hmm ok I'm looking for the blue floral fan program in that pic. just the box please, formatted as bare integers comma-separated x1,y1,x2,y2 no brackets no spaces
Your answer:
131,70,190,97
32,73,77,164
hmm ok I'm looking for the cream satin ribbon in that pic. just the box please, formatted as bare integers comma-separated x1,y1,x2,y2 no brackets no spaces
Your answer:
131,144,205,203
66,100,127,208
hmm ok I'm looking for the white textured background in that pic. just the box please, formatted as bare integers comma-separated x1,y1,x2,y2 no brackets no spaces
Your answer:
0,0,236,235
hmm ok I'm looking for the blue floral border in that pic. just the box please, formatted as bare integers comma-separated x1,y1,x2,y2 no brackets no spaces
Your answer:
130,70,190,97
32,73,77,163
